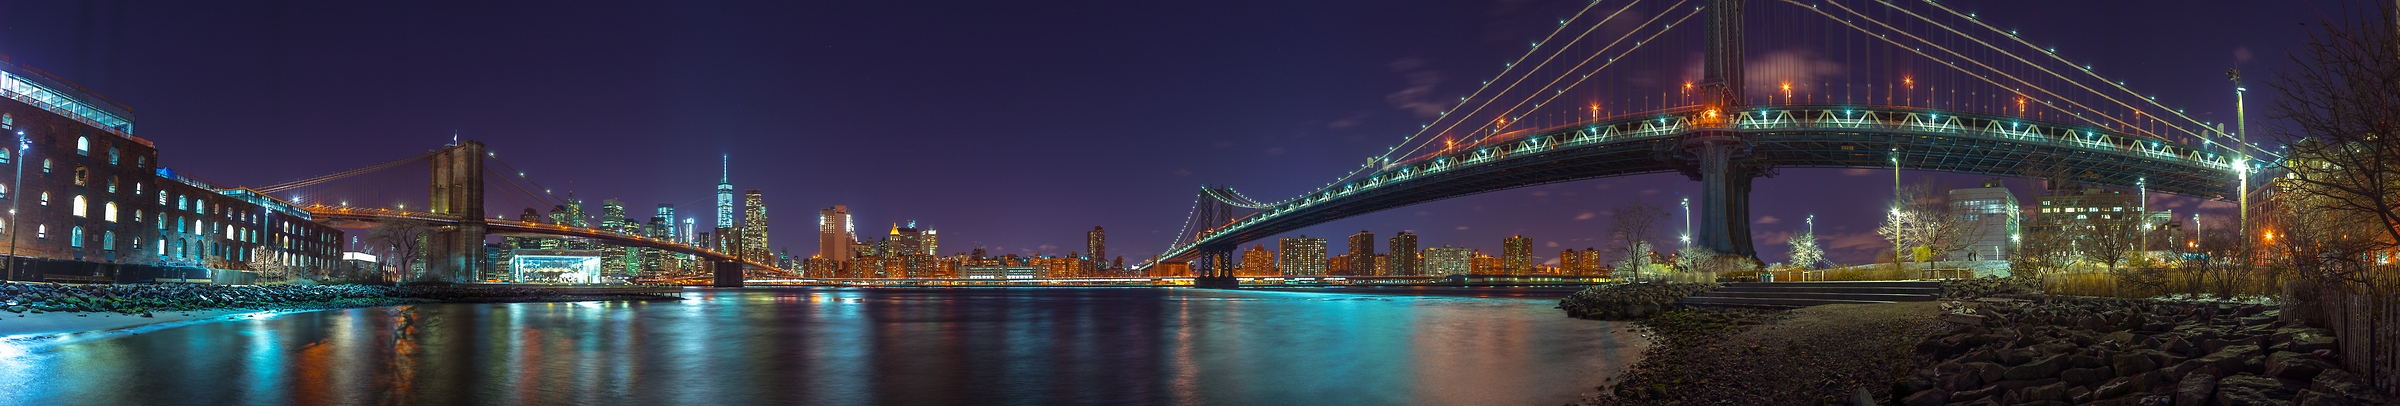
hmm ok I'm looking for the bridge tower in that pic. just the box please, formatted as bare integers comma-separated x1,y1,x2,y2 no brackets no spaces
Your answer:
1680,0,1766,260
427,140,487,282
1192,186,1241,288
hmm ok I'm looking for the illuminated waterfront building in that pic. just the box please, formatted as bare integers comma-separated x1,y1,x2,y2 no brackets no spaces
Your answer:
740,189,768,263
598,199,632,279
818,205,854,264
1345,230,1375,276
716,155,734,229
1240,244,1275,276
1087,226,1106,270
1387,231,1418,276
1276,235,1327,276
1423,245,1473,275
1947,178,2020,261
1501,235,1533,275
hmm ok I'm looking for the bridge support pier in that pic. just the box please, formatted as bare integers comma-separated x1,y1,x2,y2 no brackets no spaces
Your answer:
427,141,486,282
1680,131,1766,260
1192,245,1239,289
711,260,744,287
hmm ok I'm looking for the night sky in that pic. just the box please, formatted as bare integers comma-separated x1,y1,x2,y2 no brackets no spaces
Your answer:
0,0,2338,265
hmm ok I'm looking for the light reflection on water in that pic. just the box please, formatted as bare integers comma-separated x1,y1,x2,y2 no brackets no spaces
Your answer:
0,288,1643,405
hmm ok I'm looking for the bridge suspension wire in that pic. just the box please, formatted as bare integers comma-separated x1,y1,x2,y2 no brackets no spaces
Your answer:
1783,0,2140,136
1906,0,2280,159
1454,4,1704,149
252,150,438,194
1259,0,1620,208
482,166,561,218
1404,0,1657,160
483,155,573,209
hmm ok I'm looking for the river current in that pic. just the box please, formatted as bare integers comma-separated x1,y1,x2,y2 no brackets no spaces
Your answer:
0,288,1645,405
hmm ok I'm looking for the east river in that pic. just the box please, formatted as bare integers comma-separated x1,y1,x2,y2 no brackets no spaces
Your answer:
0,288,1646,405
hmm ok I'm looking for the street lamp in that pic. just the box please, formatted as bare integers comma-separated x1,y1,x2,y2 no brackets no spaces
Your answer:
1679,197,1691,248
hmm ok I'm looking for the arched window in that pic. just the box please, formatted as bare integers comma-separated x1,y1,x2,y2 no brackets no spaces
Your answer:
73,166,87,186
76,136,88,155
41,158,50,173
71,195,86,217
104,202,117,222
1,183,8,199
102,231,113,251
107,176,116,193
40,191,49,206
2,113,12,128
1,149,10,164
37,224,46,239
68,226,81,247
156,239,165,256
108,148,118,165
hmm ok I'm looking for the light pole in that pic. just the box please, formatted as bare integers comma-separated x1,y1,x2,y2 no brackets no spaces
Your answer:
6,131,25,281
1679,197,1691,248
2230,69,2249,239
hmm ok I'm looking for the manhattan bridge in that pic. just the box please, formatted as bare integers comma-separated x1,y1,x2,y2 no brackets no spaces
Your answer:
1143,0,2279,283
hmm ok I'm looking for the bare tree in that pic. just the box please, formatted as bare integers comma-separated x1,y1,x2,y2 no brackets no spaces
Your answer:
2267,1,2400,287
1609,198,1667,280
369,219,436,282
1878,180,1988,268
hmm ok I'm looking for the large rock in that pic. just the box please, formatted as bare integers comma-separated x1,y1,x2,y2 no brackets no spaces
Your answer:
2062,366,2116,386
2307,369,2388,405
2264,351,2331,381
2091,375,2145,400
2177,373,2219,406
1900,388,1945,406
2006,355,2069,381
2213,374,2298,406
2114,351,2162,376
2018,381,2071,403
2193,345,2264,376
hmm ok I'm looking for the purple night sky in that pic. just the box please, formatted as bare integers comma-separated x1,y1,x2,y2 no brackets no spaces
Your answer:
0,0,2338,265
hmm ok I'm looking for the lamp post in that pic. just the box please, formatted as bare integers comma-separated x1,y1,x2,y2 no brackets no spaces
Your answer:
6,131,26,281
1679,197,1691,248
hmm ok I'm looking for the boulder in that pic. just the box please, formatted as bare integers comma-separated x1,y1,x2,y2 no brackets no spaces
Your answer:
2062,366,2116,386
2193,345,2264,376
2307,369,2388,405
1900,388,1945,406
2091,375,2144,400
2213,374,2298,406
2263,351,2331,381
2177,373,2219,406
2114,351,2162,376
2006,355,2069,381
2018,381,2071,402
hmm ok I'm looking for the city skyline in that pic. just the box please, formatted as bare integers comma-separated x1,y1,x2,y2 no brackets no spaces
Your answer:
0,0,2309,266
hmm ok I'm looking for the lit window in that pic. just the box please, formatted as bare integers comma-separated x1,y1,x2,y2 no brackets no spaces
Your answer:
135,210,142,222
69,226,81,247
0,149,9,164
72,195,86,217
1,113,10,128
40,192,48,206
0,183,7,199
177,196,186,210
72,167,86,186
37,224,46,239
108,148,118,165
76,136,87,155
102,231,113,251
157,239,165,256
107,177,116,193
41,158,50,173
104,202,117,222
135,182,142,196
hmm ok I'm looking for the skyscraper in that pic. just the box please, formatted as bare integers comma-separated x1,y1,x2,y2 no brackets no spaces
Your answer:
1502,235,1533,275
819,205,854,263
717,155,735,229
1087,226,1106,270
1423,245,1473,275
1345,230,1376,275
653,204,676,240
1387,231,1419,276
741,189,769,263
599,199,631,278
1276,235,1327,276
1240,244,1275,276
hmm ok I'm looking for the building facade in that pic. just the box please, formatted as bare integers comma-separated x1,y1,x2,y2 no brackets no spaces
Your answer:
1948,178,2020,261
1276,235,1327,276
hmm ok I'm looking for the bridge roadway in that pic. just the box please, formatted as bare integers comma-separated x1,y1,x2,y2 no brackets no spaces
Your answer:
1161,105,2243,264
303,206,783,272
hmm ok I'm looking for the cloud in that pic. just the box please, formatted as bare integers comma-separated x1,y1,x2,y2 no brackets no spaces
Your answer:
1822,232,1887,251
1541,257,1560,266
1530,190,1550,197
1545,241,1559,248
1384,58,1448,118
1326,112,1373,129
1842,168,1877,177
1574,212,1596,221
1755,215,1782,225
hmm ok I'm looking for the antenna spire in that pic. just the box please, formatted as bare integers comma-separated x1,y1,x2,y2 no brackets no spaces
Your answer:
721,154,729,183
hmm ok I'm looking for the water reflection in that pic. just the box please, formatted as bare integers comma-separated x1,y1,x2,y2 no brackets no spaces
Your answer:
0,288,1643,405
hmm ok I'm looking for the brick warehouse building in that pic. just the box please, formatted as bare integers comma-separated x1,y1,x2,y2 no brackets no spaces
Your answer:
0,55,345,283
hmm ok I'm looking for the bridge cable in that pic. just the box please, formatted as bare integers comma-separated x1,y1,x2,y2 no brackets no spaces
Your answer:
1908,0,2279,159
252,150,438,194
1454,1,1700,148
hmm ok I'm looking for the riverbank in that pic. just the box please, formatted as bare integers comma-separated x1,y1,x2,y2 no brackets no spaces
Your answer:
0,282,683,337
1581,302,1945,404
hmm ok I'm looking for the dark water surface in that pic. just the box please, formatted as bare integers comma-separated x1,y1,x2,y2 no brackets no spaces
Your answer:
0,288,1644,405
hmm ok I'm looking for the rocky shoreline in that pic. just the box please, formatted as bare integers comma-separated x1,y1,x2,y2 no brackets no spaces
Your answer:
1903,296,2385,405
1560,279,2390,405
0,282,682,319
